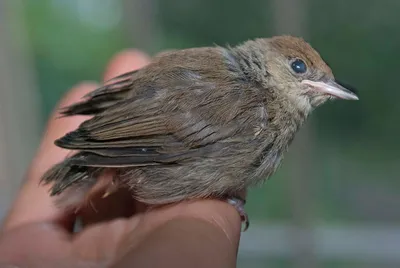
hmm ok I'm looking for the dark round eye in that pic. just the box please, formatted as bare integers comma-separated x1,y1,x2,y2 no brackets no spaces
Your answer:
291,59,307,74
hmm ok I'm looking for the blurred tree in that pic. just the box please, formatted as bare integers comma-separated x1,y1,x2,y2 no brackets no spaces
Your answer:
0,0,41,218
122,0,162,53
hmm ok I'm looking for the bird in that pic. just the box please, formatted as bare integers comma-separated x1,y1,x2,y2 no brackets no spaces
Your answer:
41,35,358,231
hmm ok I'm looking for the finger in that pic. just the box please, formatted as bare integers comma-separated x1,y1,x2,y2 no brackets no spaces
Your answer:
2,82,97,232
103,49,150,82
112,200,242,268
0,222,72,265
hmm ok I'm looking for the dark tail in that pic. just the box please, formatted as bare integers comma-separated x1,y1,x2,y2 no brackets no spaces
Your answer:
42,162,95,195
41,160,104,209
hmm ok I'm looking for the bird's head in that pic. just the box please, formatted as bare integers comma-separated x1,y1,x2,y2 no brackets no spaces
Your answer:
263,36,358,110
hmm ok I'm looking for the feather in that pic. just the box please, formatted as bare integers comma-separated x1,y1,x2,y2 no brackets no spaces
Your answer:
60,70,140,116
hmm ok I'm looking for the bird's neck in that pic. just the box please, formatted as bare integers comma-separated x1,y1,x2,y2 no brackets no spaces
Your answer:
268,90,309,141
227,41,311,142
226,40,269,85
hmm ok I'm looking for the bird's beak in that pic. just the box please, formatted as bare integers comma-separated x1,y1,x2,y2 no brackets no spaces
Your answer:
301,79,359,100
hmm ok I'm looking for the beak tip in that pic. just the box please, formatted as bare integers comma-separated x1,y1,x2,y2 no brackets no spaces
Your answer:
337,93,359,101
347,93,359,101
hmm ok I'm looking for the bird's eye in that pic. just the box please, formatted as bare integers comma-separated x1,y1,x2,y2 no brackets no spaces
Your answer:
291,59,307,74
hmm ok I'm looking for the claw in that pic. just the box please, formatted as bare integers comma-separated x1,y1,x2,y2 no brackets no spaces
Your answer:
227,197,249,232
102,180,118,198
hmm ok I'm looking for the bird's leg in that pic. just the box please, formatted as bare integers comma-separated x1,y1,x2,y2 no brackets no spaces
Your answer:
226,196,249,232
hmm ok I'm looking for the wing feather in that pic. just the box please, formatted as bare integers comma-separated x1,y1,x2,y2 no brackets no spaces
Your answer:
60,70,140,116
55,48,263,168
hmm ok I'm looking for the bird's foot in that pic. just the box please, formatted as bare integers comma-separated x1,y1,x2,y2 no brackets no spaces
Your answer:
226,197,249,232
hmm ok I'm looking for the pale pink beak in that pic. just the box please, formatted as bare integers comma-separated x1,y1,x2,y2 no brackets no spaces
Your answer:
302,79,359,100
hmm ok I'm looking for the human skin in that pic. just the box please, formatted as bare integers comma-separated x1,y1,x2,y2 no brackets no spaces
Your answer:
0,49,242,268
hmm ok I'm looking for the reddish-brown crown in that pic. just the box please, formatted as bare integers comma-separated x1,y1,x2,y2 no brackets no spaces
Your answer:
269,36,333,76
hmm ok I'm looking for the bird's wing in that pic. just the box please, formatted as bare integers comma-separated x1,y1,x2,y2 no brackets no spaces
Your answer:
57,49,264,168
60,70,141,116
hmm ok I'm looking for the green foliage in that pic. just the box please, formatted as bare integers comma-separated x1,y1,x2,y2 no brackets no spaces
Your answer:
23,0,127,116
158,0,273,48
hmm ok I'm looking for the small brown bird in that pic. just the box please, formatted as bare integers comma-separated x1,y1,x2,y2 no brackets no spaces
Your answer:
41,36,358,230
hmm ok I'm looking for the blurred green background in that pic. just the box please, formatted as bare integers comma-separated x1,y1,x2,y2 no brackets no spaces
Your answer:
0,1,399,267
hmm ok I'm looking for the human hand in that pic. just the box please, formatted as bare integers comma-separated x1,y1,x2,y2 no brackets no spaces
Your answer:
0,49,242,268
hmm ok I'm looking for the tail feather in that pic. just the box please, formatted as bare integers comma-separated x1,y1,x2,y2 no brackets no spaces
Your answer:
41,160,107,210
41,162,96,196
